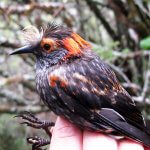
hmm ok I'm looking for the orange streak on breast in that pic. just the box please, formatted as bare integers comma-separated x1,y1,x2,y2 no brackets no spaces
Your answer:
60,80,68,88
49,75,68,88
49,76,59,87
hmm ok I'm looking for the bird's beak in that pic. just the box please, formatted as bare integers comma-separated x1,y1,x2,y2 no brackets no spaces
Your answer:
10,45,35,55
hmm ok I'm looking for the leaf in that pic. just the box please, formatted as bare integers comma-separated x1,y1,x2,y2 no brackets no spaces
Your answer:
140,36,150,50
92,41,119,61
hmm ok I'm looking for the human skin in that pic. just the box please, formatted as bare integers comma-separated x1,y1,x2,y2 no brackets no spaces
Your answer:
50,117,147,150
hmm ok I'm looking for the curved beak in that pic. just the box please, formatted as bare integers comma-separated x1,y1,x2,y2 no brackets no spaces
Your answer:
10,45,35,55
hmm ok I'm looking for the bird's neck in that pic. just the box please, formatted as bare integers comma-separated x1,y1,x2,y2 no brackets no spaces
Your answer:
35,48,68,70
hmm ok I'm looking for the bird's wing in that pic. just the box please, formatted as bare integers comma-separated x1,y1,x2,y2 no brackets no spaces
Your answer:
49,56,145,126
47,55,150,146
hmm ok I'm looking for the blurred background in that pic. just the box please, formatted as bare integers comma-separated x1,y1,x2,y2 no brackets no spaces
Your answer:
0,0,150,149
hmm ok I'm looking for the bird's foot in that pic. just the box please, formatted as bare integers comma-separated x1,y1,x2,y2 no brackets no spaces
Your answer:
27,136,50,150
15,111,55,138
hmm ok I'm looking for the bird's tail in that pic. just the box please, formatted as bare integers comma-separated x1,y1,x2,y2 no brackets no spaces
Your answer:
94,109,150,148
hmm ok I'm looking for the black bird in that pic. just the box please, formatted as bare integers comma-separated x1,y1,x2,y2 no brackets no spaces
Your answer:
11,23,150,149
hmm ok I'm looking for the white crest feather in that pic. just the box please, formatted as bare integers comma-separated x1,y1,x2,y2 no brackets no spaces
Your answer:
22,25,43,45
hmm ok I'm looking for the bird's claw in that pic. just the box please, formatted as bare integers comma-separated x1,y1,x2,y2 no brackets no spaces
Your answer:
15,111,54,129
15,111,54,138
27,136,50,150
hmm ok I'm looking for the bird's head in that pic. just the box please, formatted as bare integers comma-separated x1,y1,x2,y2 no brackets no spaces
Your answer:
10,23,91,66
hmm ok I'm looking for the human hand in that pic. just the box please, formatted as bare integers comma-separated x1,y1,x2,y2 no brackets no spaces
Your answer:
49,117,148,150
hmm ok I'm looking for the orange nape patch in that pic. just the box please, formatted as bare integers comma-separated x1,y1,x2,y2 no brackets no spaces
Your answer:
72,33,91,48
49,75,68,88
63,33,91,56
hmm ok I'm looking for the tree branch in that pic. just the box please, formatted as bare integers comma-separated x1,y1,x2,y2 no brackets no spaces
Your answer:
85,0,118,41
113,50,150,60
141,56,150,102
0,2,67,15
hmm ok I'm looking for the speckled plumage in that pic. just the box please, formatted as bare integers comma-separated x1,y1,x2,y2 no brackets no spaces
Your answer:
11,23,150,148
35,50,145,129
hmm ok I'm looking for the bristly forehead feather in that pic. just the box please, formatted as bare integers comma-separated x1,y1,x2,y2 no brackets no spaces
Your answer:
43,22,72,39
22,25,43,45
22,23,73,45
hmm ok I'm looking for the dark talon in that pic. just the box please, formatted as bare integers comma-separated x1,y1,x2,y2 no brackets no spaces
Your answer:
20,121,54,129
16,111,54,128
15,112,41,124
15,111,54,138
15,112,54,150
27,136,50,150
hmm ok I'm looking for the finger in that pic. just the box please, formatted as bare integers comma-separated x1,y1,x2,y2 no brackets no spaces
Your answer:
50,117,82,150
118,139,144,150
83,131,118,150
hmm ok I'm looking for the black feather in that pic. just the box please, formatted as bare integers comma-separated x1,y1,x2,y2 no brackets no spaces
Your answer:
43,22,72,39
35,47,150,147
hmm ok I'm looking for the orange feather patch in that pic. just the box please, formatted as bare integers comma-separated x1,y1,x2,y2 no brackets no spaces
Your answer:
49,75,68,88
63,33,91,56
63,38,81,55
49,76,59,87
72,33,91,48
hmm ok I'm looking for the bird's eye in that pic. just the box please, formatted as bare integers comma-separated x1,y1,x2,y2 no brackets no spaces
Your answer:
43,44,51,51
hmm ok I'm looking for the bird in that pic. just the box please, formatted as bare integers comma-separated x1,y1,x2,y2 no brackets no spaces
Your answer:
10,23,150,149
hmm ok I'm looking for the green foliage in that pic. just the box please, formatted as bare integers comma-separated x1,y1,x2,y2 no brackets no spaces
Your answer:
93,41,119,61
0,114,29,150
140,36,150,50
121,48,130,54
